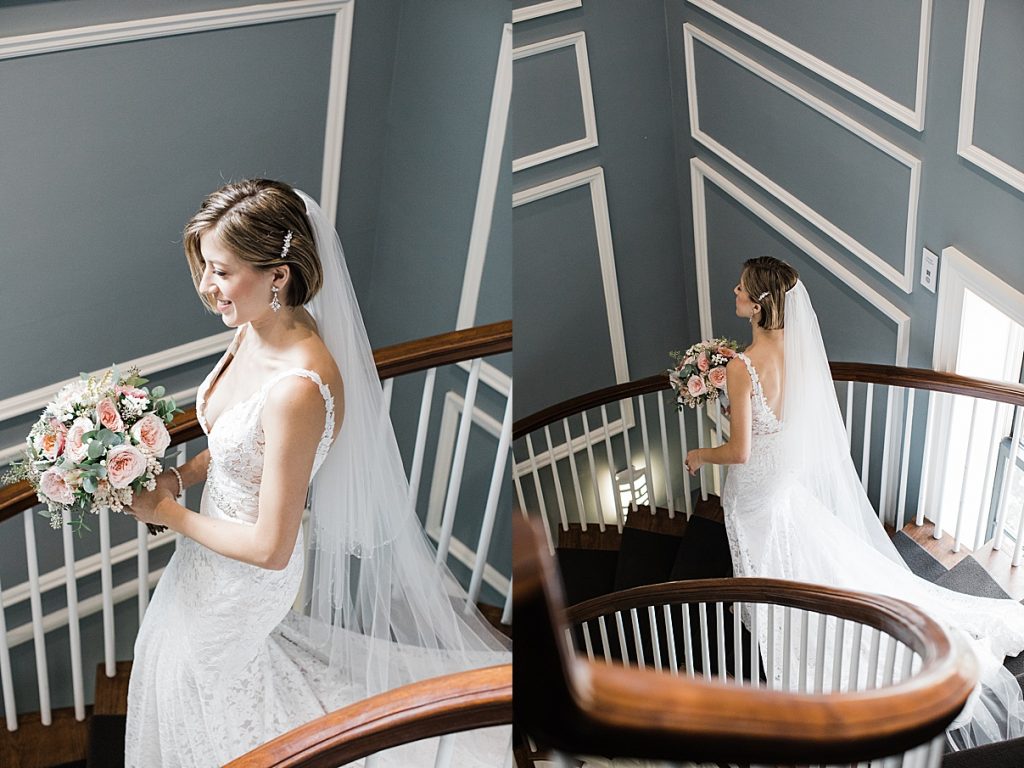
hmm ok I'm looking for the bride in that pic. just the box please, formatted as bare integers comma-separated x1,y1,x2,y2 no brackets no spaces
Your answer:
122,179,510,766
684,256,1024,750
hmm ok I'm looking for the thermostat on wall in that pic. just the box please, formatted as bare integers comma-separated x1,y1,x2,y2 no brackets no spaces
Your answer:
921,249,938,293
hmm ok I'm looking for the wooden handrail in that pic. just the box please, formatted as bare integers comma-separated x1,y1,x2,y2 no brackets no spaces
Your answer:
225,664,511,768
0,322,511,526
514,362,1024,439
514,515,977,765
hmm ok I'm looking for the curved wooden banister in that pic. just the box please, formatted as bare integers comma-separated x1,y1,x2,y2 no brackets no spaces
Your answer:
0,322,511,526
514,362,1024,439
514,515,977,765
225,664,511,768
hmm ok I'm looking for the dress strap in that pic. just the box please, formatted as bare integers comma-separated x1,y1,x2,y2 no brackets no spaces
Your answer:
260,369,336,447
734,352,764,397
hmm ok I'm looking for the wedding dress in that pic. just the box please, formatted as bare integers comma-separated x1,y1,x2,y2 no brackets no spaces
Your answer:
722,280,1024,750
124,191,510,766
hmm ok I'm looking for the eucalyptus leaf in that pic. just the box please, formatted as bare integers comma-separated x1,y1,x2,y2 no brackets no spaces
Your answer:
82,476,98,493
151,385,165,398
87,440,104,460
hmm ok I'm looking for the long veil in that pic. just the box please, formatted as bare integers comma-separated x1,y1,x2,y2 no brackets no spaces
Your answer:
778,280,1024,749
295,190,510,699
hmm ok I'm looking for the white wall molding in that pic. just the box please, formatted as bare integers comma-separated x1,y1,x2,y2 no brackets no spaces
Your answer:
687,0,932,131
512,31,599,173
0,330,233,424
684,23,921,295
458,24,512,332
513,0,582,24
514,165,632,396
425,391,510,598
318,2,355,226
0,0,351,59
957,0,1024,196
690,157,910,365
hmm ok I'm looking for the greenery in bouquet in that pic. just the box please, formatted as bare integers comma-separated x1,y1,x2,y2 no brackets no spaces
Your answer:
668,338,740,410
2,366,184,535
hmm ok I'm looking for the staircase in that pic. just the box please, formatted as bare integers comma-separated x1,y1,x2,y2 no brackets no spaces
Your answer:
542,491,1024,766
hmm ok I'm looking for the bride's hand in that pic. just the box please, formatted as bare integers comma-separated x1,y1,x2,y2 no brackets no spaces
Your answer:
127,485,174,528
684,449,704,476
717,346,737,359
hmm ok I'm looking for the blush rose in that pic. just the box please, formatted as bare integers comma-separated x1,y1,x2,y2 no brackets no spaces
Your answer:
65,417,95,463
687,375,707,398
105,445,148,488
708,366,728,390
96,398,124,432
131,413,170,457
39,467,76,505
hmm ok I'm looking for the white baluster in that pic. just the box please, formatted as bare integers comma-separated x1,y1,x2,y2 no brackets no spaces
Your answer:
637,396,656,509
1012,495,1024,566
849,623,864,692
433,734,455,767
782,607,792,691
698,602,711,677
664,604,679,674
436,358,482,564
695,402,707,502
749,603,760,688
865,628,882,690
814,612,827,694
24,509,51,725
765,604,775,689
832,618,847,694
861,383,875,493
582,621,595,662
562,419,587,530
408,367,437,511
845,380,855,448
525,435,554,537
883,635,898,687
797,610,809,693
974,401,1004,550
919,392,939,529
899,642,915,685
501,580,512,626
622,398,637,516
995,408,1023,551
712,402,724,493
630,608,645,667
614,611,630,667
656,391,675,518
98,505,115,677
60,511,85,720
682,604,695,677
600,405,624,532
879,385,895,522
677,408,693,519
580,411,605,532
381,377,394,411
514,473,553,556
648,606,662,672
897,388,916,531
0,569,17,731
543,425,569,532
716,602,727,681
733,601,743,684
597,615,612,662
137,521,150,619
467,388,514,609
954,397,981,553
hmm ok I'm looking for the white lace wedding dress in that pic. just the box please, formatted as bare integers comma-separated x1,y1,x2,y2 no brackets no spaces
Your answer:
124,329,508,766
723,350,1024,748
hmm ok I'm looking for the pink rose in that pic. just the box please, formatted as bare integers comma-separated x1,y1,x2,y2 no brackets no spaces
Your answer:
115,385,148,399
687,375,707,398
39,467,75,505
39,431,64,460
708,366,728,390
697,353,710,372
65,417,95,463
96,398,124,432
131,413,170,457
105,445,147,488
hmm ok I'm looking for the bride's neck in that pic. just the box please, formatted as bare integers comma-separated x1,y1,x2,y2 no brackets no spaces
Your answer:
749,325,783,348
246,308,316,351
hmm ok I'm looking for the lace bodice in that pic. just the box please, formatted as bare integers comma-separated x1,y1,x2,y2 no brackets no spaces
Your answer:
195,327,336,525
733,352,782,436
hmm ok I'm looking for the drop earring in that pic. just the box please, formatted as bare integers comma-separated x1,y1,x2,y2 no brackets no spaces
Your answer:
270,285,281,312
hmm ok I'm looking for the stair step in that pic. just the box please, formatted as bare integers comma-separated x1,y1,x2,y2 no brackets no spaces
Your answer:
669,515,732,582
934,556,1010,600
892,530,947,583
557,548,619,606
85,715,125,768
0,705,92,768
93,661,132,717
612,527,682,591
942,734,1024,767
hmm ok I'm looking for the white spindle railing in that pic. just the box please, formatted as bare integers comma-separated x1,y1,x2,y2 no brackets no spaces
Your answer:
1,326,513,734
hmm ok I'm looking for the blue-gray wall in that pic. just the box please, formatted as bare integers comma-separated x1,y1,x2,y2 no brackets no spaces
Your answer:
0,0,511,717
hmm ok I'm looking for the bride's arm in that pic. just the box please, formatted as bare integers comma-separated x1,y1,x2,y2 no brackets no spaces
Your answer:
154,448,211,497
131,378,329,570
685,357,751,474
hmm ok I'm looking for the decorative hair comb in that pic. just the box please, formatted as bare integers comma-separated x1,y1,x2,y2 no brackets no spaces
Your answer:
280,230,293,259
757,291,769,302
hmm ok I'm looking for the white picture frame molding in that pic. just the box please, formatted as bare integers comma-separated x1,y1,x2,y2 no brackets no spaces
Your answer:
512,31,599,173
513,165,633,467
425,391,510,598
684,23,921,295
512,0,582,24
687,0,932,131
957,0,1024,196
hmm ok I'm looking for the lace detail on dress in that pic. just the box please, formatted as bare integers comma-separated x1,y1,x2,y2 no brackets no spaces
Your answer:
734,352,781,435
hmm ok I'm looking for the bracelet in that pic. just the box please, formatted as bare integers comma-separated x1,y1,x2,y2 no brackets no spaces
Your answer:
166,466,184,498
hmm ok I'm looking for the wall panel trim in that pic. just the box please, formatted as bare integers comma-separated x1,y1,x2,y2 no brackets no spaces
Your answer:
684,23,921,294
687,0,932,131
513,0,582,24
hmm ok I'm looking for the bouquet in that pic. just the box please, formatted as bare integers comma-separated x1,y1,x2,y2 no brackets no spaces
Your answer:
2,366,182,535
668,338,739,409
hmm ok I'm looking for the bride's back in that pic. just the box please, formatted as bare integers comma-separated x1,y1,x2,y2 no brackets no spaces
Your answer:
742,340,785,420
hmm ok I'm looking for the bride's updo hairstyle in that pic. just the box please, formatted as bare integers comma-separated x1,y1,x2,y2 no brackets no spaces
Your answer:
741,256,799,330
183,179,322,312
